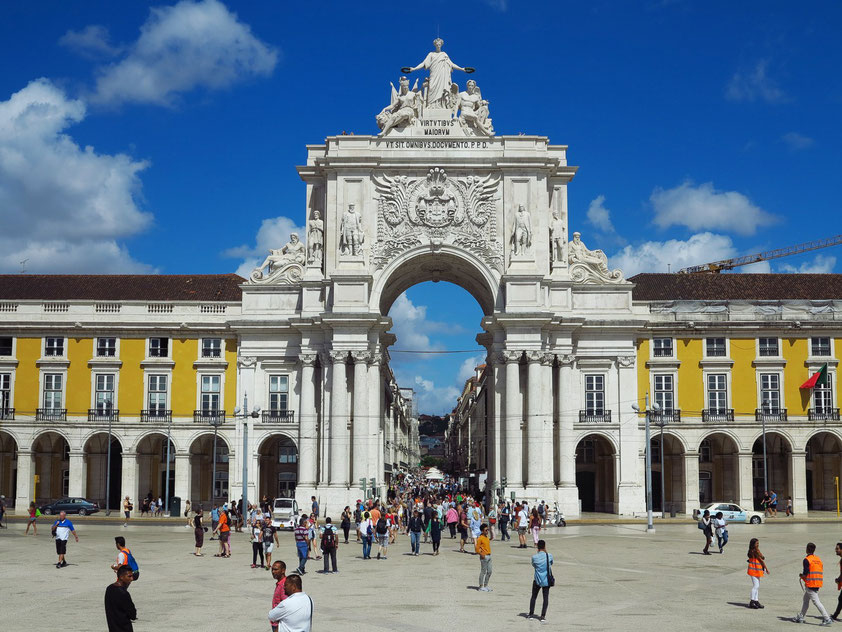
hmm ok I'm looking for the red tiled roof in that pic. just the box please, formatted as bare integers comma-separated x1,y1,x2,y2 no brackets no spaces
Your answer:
0,274,245,302
630,273,842,301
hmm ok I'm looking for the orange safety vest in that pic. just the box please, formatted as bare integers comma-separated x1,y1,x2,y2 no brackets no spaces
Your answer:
805,554,823,588
747,556,764,578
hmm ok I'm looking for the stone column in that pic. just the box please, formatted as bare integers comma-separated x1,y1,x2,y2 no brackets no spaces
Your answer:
683,452,700,514
298,353,318,488
368,354,382,486
68,450,85,497
790,450,808,515
121,452,137,515
15,450,33,512
351,351,370,487
557,354,578,514
329,351,349,487
526,352,551,489
737,452,754,510
174,452,191,506
503,350,523,490
617,356,645,515
490,355,503,496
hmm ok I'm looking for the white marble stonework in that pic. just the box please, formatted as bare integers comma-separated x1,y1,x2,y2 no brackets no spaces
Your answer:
240,42,643,516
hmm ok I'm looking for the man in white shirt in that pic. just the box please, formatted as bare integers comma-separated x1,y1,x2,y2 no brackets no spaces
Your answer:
268,574,312,632
517,503,529,549
51,511,79,568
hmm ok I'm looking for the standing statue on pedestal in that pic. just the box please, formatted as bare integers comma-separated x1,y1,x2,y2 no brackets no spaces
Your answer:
511,204,532,256
403,38,474,108
454,80,493,136
339,203,365,257
550,211,565,266
307,210,324,266
376,76,422,136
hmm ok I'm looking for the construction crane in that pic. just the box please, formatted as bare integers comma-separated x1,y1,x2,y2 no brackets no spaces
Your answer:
678,234,842,274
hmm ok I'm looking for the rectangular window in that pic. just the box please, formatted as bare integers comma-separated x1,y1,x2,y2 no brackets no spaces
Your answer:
707,374,728,413
654,374,674,412
0,373,10,410
148,374,168,411
215,444,229,463
705,338,726,357
699,440,712,463
95,374,115,412
652,338,673,358
811,337,831,357
650,439,661,463
214,472,229,498
0,337,12,356
200,375,221,411
148,338,169,358
758,337,779,357
96,337,117,357
201,338,222,358
577,439,595,464
759,373,781,413
584,374,604,415
814,375,834,413
43,373,63,409
269,375,289,411
45,337,64,357
279,443,298,464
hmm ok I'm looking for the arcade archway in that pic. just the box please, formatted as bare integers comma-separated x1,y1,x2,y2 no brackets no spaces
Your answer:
0,431,17,502
751,432,791,510
189,433,230,505
32,431,69,503
576,434,616,513
806,432,842,510
83,433,122,510
650,433,685,515
258,434,298,501
135,433,175,504
698,433,739,505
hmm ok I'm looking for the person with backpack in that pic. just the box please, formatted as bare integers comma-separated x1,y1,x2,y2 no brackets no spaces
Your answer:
51,511,79,568
353,502,363,542
529,539,554,623
25,501,39,535
408,509,423,556
375,513,389,560
111,536,140,581
320,517,339,573
698,509,713,555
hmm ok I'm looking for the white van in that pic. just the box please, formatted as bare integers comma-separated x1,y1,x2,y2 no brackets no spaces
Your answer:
272,498,299,529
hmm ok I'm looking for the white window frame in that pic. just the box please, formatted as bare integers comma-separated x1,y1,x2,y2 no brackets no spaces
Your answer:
200,338,223,359
0,372,12,412
705,372,729,413
813,373,835,412
704,337,728,358
810,337,833,358
197,372,225,412
42,372,65,410
269,374,290,412
147,337,170,359
278,441,298,464
43,336,66,358
652,337,674,358
94,337,119,359
91,371,119,412
758,372,783,413
757,337,780,358
652,373,676,413
143,371,172,413
584,374,605,415
0,336,15,358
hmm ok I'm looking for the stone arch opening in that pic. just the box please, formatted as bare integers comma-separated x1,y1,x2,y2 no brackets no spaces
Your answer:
258,434,298,501
806,431,842,510
135,432,175,511
189,433,231,506
83,433,123,510
31,431,69,504
751,431,792,511
649,431,686,515
576,433,616,513
698,433,739,505
0,430,18,502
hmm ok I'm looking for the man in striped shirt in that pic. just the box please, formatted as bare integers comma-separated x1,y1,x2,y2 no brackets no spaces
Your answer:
294,516,309,575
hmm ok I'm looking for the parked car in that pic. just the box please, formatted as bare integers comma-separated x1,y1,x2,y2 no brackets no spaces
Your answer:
692,502,763,524
271,497,299,529
40,497,100,516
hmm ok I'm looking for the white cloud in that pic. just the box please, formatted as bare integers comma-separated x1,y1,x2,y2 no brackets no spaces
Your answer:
651,181,777,236
610,232,737,276
457,354,486,383
586,195,616,233
779,254,836,274
0,78,153,273
411,375,461,416
90,0,278,106
59,25,123,58
725,60,786,103
221,216,305,278
781,132,815,151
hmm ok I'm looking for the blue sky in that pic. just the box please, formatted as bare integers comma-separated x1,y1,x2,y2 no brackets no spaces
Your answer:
2,1,840,414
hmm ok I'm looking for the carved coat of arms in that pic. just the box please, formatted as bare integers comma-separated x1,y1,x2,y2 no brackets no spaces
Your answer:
373,168,502,271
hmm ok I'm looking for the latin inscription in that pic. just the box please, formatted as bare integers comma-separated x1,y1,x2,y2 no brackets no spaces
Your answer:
383,140,491,149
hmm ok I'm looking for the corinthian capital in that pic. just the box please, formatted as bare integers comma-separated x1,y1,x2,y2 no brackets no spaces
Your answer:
299,352,318,367
328,350,349,364
617,355,635,368
350,350,372,364
540,353,555,366
525,350,543,364
557,353,576,366
502,350,522,364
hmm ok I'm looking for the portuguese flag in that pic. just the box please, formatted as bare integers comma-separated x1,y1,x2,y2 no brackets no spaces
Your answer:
800,364,829,389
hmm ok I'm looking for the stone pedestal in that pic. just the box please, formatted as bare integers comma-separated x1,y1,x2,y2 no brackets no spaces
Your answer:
738,452,754,510
683,452,700,514
68,450,85,498
298,355,317,488
174,453,191,507
15,451,32,513
790,450,808,515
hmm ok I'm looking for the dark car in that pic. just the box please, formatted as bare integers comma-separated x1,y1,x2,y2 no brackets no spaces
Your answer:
40,497,100,516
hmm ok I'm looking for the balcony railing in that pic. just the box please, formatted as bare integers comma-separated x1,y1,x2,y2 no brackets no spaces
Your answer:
36,408,67,421
701,409,734,422
261,410,295,424
755,409,788,422
808,408,841,422
0,407,14,420
194,409,225,424
579,410,612,423
652,410,681,424
141,409,172,422
88,408,120,422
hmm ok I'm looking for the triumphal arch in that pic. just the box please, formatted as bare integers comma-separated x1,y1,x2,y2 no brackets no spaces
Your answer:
239,40,642,515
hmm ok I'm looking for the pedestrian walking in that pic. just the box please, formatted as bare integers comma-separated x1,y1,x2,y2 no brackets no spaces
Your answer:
375,512,389,560
122,496,132,528
768,490,778,517
794,542,833,625
714,511,729,553
193,509,205,556
529,539,554,623
830,542,842,621
516,502,529,549
294,516,310,574
251,519,265,568
530,508,542,548
476,523,492,592
263,516,280,570
51,511,78,568
487,504,497,540
786,496,794,517
698,509,713,555
446,504,458,539
409,509,423,556
270,561,288,632
353,502,362,542
307,514,321,560
0,495,6,528
213,508,231,557
747,537,769,609
320,517,339,572
458,505,469,553
25,501,39,535
430,511,442,555
268,574,312,632
111,536,140,581
183,499,191,528
359,511,374,560
499,501,511,541
104,565,137,632
340,506,352,544
210,504,219,540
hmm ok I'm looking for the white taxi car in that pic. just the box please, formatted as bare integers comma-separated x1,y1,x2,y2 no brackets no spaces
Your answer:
692,502,764,524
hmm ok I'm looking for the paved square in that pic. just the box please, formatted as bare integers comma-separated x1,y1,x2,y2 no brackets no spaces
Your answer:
3,519,842,630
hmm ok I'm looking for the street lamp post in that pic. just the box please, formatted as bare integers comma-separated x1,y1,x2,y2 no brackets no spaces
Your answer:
233,394,260,522
105,412,113,516
633,394,661,534
653,412,667,518
164,409,173,517
761,409,769,495
210,415,221,507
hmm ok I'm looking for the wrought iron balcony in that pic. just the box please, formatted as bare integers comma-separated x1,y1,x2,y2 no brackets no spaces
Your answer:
36,408,67,421
808,408,841,422
578,410,612,423
194,409,225,424
755,409,788,422
88,408,120,422
0,407,14,420
141,409,172,422
261,409,295,423
701,409,734,422
651,410,681,424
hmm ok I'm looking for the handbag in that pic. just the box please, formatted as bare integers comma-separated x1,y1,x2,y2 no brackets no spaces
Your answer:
546,552,555,587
